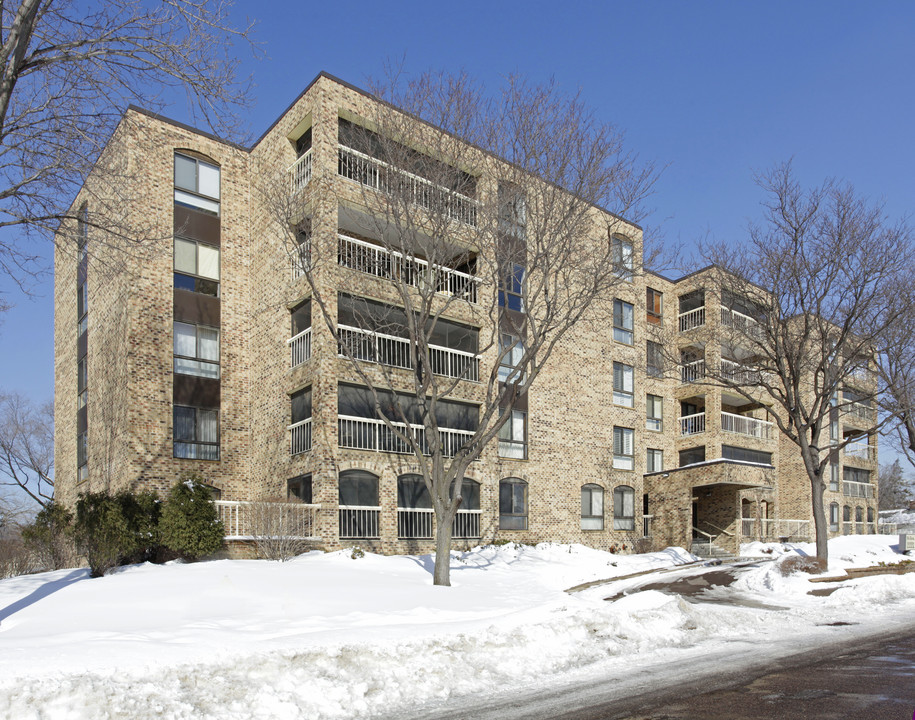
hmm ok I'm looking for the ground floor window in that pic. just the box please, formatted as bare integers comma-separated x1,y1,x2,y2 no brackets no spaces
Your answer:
288,474,312,503
581,484,604,530
338,470,380,538
613,485,635,530
173,405,219,460
499,478,528,530
829,502,839,532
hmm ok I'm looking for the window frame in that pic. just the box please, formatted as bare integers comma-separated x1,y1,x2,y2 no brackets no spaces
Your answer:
646,339,664,378
174,237,220,297
77,357,88,409
612,299,634,345
173,405,220,460
646,287,663,324
612,362,634,407
499,261,526,313
829,502,840,532
646,394,663,432
612,426,634,470
646,448,664,474
610,235,634,282
77,431,88,482
287,474,313,503
613,485,635,531
174,152,221,214
173,321,220,379
498,332,525,383
499,478,528,530
581,483,604,530
498,408,528,460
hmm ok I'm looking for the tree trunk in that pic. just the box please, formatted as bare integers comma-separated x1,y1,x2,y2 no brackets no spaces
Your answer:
809,470,829,562
432,507,457,586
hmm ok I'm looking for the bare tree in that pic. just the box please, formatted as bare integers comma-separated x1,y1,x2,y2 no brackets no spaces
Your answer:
698,162,912,562
877,459,913,511
878,286,915,473
262,72,658,586
0,391,54,507
0,0,255,289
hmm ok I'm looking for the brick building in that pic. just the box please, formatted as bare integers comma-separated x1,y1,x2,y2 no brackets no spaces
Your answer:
54,72,879,556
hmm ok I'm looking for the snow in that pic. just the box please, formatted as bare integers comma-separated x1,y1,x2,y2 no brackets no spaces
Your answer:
0,537,914,719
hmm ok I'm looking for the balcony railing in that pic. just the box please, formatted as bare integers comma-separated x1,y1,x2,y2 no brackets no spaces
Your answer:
339,505,380,539
397,508,482,539
338,145,478,226
338,415,475,457
721,411,774,440
289,149,313,193
215,500,320,540
843,401,876,423
289,418,312,455
843,481,874,499
721,307,764,339
740,518,810,541
680,359,706,383
843,443,877,463
288,328,312,368
680,411,706,436
338,233,479,304
720,359,768,385
678,307,705,332
337,324,480,381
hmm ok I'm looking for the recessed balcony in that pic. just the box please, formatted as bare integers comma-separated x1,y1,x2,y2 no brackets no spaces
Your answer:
680,411,706,436
843,442,877,463
721,411,774,440
288,327,312,368
289,149,313,193
678,306,705,332
337,415,474,457
680,359,706,383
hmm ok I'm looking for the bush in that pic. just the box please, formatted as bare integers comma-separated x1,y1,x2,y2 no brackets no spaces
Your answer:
22,502,77,571
159,475,224,560
778,554,827,576
73,490,159,577
249,497,316,561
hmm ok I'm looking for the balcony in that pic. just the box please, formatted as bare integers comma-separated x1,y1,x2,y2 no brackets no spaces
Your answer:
680,359,706,383
740,518,810,541
843,442,877,463
720,359,769,385
678,306,705,332
843,481,874,499
338,415,474,457
338,145,478,226
397,508,482,539
289,418,312,455
843,401,876,424
288,328,312,368
215,500,320,540
289,149,313,193
337,324,480,381
721,411,774,440
680,411,706,436
339,506,380,539
721,307,763,339
338,233,479,304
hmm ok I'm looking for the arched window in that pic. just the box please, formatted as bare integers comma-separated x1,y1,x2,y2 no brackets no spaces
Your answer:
450,478,481,510
855,506,863,526
581,484,604,530
613,486,635,531
338,470,379,539
843,505,851,534
867,506,875,524
499,478,527,530
829,502,839,532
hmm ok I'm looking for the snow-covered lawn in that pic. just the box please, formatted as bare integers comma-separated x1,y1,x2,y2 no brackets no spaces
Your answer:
0,536,913,719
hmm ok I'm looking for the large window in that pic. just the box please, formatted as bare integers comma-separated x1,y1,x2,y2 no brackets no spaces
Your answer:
291,300,311,336
174,153,220,214
612,362,634,407
829,502,839,532
499,478,528,530
646,448,664,473
581,484,604,530
499,409,527,459
499,262,525,313
173,405,219,460
174,237,219,296
291,387,312,424
721,445,772,465
843,466,871,484
613,299,633,345
174,322,220,378
646,287,662,324
679,446,706,467
613,485,635,530
288,474,313,503
612,426,634,470
338,470,380,539
611,235,633,282
498,333,525,383
646,394,663,432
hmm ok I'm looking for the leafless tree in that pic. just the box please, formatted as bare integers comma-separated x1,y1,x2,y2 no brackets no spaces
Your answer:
0,0,255,291
248,497,317,561
877,459,913,511
698,162,913,562
262,72,658,585
877,283,915,473
0,391,53,507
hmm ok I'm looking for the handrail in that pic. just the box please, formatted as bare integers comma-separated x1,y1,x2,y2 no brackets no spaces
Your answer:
692,526,715,541
698,520,734,537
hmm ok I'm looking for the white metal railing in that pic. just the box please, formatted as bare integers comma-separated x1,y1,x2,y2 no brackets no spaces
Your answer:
337,324,480,381
843,481,874,499
395,508,482,539
338,505,381,539
680,359,706,383
843,401,875,423
880,522,898,535
680,411,706,436
678,306,706,332
337,233,479,304
642,514,654,537
289,149,313,193
740,518,810,541
721,411,774,440
720,359,768,385
338,145,478,226
289,418,312,455
338,415,475,457
721,307,764,339
288,327,312,367
843,443,877,462
215,500,320,540
848,366,876,387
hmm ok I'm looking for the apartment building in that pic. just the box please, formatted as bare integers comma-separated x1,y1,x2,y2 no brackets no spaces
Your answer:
54,72,879,557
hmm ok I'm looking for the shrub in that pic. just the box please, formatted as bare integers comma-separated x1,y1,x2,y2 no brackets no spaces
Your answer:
22,502,77,571
249,497,316,561
73,490,158,577
778,554,827,576
159,475,224,560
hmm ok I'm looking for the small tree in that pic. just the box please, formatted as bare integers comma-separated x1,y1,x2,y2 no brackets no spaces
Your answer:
0,392,54,507
159,475,224,560
72,489,157,577
21,501,77,570
877,460,913,511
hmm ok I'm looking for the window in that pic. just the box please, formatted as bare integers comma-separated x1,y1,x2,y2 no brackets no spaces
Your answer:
173,322,220,379
338,470,380,538
499,262,525,313
646,394,663,431
611,362,633,407
499,478,527,530
397,474,432,539
679,446,706,467
646,340,663,378
291,386,312,424
295,128,312,157
829,395,839,442
288,474,312,503
829,463,839,491
613,299,633,345
77,358,88,409
829,502,839,532
843,466,870,484
867,506,875,525
174,238,220,296
498,333,525,383
721,445,772,465
581,484,604,530
292,224,311,278
291,300,311,337
843,505,851,522
611,235,633,281
613,485,635,530
499,183,526,238
499,409,527,459
77,282,88,336
173,405,219,460
77,432,88,482
174,153,220,214
646,448,664,473
646,288,662,324
77,202,88,263
855,506,863,524
612,426,634,470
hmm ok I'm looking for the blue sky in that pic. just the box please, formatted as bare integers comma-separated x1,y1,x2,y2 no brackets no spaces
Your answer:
2,0,914,419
